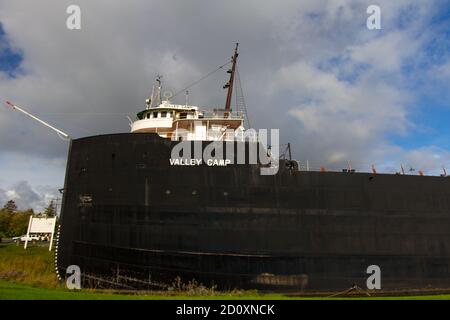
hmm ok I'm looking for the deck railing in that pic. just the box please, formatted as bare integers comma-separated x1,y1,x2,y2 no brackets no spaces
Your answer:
198,110,244,120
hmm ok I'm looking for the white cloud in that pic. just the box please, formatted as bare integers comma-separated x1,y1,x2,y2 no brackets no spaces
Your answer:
347,31,421,73
0,181,57,212
269,60,410,168
5,189,19,200
434,61,450,80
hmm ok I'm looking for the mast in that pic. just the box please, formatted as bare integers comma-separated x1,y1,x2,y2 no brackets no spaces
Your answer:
224,43,239,114
156,75,162,106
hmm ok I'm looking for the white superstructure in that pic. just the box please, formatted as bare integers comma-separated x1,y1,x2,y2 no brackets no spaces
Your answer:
131,99,245,141
131,44,247,142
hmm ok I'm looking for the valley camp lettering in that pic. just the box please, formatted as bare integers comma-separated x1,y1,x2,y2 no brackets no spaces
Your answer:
169,158,231,166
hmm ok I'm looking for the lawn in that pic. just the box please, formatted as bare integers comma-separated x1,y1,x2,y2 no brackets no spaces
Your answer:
0,242,59,288
3,280,450,300
0,280,147,300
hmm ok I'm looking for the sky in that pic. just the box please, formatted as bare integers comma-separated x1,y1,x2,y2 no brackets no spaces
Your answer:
0,0,450,211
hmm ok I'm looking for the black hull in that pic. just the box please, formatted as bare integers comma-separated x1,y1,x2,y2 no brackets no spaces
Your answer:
57,133,450,291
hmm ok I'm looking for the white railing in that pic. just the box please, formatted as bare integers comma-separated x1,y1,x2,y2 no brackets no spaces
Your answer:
199,110,244,120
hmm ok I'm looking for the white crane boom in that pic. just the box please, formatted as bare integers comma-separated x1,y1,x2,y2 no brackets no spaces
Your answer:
5,101,70,140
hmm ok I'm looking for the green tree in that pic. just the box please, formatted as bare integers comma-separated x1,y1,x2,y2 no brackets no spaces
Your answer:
43,200,56,217
0,209,11,237
3,200,17,214
8,210,33,237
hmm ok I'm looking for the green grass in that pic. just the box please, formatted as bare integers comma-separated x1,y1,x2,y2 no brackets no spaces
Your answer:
0,280,144,300
0,280,294,300
1,243,450,300
0,243,59,288
3,280,450,300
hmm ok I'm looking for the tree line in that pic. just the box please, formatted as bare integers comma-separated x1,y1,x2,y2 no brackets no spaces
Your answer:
0,200,57,239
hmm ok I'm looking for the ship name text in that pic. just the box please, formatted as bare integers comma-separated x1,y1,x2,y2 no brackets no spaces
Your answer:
169,158,231,167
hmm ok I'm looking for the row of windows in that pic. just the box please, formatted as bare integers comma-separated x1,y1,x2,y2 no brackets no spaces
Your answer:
145,111,192,119
145,111,173,119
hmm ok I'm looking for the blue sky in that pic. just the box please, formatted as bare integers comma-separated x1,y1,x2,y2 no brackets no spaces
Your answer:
393,8,450,149
0,23,22,76
0,0,450,210
391,96,450,150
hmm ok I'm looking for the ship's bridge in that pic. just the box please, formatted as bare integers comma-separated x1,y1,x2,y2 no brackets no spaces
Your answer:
131,100,245,141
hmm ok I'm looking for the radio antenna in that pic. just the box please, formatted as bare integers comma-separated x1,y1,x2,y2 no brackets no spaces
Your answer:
5,101,71,140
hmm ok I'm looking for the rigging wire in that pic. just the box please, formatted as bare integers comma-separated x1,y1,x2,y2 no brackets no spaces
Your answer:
235,71,238,112
279,144,292,160
235,67,251,128
170,61,231,100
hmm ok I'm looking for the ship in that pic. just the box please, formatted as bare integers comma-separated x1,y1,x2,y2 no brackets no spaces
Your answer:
8,44,450,292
